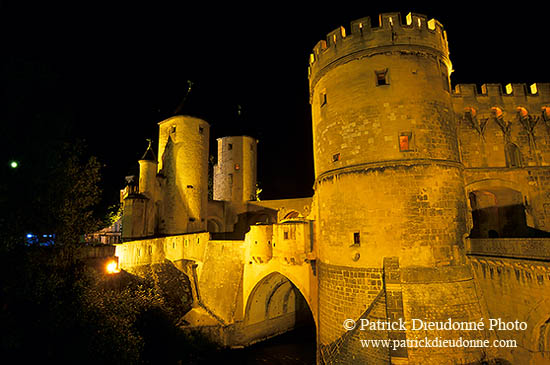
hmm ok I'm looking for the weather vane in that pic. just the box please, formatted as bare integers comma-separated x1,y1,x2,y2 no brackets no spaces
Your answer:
173,80,194,115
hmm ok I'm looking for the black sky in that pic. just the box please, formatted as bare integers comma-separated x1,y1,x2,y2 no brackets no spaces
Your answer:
2,2,549,203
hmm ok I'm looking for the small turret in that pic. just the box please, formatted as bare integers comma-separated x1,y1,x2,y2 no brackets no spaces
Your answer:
138,139,158,199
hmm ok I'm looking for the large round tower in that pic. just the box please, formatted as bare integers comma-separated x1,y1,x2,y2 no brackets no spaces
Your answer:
157,115,210,234
309,13,488,364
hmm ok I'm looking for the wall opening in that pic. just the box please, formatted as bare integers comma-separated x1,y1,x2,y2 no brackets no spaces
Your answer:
469,188,528,238
505,143,522,168
375,69,389,86
243,272,316,355
538,317,550,361
207,219,221,233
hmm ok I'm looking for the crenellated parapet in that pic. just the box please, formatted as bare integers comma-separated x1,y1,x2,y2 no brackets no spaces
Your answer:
308,12,448,87
452,83,550,127
453,83,550,103
453,83,550,168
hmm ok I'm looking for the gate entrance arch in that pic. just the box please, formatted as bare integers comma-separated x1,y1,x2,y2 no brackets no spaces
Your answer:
241,271,316,346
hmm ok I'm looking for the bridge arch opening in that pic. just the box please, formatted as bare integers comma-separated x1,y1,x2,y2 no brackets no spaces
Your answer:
243,272,316,353
468,187,528,238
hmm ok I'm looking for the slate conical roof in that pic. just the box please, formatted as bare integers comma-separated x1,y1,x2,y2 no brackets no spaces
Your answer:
140,139,157,163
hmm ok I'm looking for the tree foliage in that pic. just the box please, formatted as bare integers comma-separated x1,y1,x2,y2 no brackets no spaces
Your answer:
0,139,104,248
50,144,103,244
0,247,171,364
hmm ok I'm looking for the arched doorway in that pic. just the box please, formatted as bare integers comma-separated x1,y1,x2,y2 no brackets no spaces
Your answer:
241,272,316,362
207,218,221,233
468,187,527,238
537,317,550,362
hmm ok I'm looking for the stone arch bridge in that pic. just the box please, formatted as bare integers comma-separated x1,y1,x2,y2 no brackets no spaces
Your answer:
115,218,550,364
115,221,319,348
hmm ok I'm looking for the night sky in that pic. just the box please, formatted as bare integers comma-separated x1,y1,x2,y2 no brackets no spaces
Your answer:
2,2,549,205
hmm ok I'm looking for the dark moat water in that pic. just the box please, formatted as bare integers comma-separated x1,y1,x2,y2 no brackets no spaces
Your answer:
193,325,316,364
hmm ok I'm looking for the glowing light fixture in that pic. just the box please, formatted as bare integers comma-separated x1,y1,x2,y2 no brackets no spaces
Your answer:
517,107,528,117
491,107,503,118
505,84,513,95
106,260,120,274
9,160,18,168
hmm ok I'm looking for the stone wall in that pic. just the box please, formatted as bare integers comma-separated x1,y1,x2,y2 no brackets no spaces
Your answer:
213,136,257,204
157,115,210,234
315,164,467,268
469,254,550,364
452,83,550,169
318,262,384,345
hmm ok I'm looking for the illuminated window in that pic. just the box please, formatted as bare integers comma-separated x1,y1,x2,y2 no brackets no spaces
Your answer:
530,83,538,95
399,132,412,152
375,69,389,86
234,163,240,170
332,153,340,162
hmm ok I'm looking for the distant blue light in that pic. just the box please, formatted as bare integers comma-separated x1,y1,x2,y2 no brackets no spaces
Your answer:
26,233,33,238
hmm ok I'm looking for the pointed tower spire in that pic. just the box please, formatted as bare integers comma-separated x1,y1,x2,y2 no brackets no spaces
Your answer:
140,139,157,162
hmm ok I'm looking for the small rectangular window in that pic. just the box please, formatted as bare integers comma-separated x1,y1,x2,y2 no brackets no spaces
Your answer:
440,61,449,92
284,231,289,240
228,173,233,185
199,126,204,134
399,135,409,151
228,143,233,150
375,69,389,86
353,232,361,246
399,132,412,152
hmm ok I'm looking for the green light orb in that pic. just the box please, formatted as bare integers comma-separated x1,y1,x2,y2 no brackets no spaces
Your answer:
9,161,19,169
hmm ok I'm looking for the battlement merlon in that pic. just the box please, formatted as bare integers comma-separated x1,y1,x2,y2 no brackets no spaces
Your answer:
308,12,449,86
453,83,550,102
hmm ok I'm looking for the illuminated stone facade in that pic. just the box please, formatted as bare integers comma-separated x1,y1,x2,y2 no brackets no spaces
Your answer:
119,12,550,364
